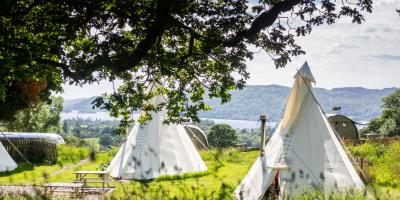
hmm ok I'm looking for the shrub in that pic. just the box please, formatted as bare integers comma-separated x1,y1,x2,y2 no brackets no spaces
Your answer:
56,145,90,166
63,134,80,146
350,140,400,187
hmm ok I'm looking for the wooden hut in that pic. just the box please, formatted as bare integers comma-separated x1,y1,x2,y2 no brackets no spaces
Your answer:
327,114,359,139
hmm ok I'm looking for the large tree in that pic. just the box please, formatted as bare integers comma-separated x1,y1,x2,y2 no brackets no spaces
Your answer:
362,89,400,136
208,124,238,148
0,0,375,126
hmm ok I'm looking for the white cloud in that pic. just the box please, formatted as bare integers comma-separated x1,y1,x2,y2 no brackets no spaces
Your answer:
245,0,400,89
60,80,122,99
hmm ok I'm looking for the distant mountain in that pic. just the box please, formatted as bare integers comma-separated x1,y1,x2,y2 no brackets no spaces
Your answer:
63,96,104,113
62,85,397,121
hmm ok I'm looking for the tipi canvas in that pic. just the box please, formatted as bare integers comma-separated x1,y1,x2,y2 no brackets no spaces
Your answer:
235,62,364,199
107,86,207,180
0,140,17,172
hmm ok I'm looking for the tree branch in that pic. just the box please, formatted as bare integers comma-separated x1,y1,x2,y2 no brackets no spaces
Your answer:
168,16,202,39
35,58,73,77
223,0,302,46
111,0,172,73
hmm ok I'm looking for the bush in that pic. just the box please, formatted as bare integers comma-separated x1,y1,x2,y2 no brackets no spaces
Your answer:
56,145,90,166
351,143,378,160
350,140,400,187
369,142,400,187
63,134,80,146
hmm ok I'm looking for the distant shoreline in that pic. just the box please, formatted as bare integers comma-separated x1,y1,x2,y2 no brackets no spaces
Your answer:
60,111,275,129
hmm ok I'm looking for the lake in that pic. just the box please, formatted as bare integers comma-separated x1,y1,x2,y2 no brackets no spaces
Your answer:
61,111,278,129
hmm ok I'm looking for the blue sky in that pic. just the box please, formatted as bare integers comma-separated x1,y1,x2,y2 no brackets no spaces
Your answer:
61,0,400,99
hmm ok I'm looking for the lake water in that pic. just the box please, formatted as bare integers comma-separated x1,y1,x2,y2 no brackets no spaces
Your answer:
61,111,278,129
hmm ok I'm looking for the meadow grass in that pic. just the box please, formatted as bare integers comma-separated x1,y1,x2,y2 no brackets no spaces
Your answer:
0,145,90,185
1,143,400,199
108,149,259,199
350,140,400,187
0,163,61,185
0,148,260,199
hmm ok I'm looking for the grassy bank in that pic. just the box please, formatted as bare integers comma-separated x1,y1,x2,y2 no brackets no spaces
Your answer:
108,149,259,199
0,145,90,185
1,141,400,199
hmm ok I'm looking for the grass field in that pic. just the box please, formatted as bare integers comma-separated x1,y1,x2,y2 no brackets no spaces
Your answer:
0,148,259,199
109,149,259,199
1,143,400,199
0,148,259,190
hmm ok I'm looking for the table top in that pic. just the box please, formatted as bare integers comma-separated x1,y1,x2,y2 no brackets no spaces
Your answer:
74,170,109,174
44,182,84,187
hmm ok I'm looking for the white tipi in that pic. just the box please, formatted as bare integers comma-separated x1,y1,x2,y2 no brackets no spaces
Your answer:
235,62,364,199
107,84,207,180
0,140,17,172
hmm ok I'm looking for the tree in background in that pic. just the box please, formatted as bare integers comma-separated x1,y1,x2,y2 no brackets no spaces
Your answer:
208,124,237,148
100,134,114,149
62,120,68,133
0,0,375,126
5,96,63,133
238,128,260,148
362,89,400,136
196,119,215,134
61,118,122,149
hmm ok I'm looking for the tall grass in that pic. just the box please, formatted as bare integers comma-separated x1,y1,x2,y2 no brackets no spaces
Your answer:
350,140,400,187
56,145,90,166
108,149,258,199
1,144,400,199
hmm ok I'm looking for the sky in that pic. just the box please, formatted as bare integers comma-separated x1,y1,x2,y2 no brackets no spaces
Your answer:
61,0,400,99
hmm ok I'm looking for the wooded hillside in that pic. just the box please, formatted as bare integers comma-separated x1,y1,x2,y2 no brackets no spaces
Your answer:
63,85,397,121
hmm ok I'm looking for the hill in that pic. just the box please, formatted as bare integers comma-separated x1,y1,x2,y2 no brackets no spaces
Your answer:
63,85,397,121
63,96,104,113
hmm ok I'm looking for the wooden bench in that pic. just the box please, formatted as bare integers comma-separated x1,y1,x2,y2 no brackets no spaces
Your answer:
74,170,110,191
43,182,84,198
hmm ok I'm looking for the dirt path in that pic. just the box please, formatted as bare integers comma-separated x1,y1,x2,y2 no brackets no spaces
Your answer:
49,158,90,177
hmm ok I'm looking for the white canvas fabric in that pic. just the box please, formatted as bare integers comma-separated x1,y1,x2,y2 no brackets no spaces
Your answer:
235,62,364,199
107,86,207,180
0,140,17,172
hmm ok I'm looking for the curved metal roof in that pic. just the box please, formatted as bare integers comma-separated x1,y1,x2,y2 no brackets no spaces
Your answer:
326,114,359,139
0,132,65,144
184,124,209,148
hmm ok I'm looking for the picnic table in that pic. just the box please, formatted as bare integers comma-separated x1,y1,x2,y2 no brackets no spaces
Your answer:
43,182,84,198
74,170,110,189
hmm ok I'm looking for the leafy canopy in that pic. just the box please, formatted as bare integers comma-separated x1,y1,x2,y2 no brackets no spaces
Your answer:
2,96,63,133
0,0,373,126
